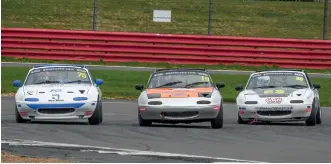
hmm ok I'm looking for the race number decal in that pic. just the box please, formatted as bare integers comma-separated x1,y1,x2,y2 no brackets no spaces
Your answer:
264,90,273,94
296,76,304,81
78,72,87,78
275,90,285,94
201,76,210,82
264,89,285,94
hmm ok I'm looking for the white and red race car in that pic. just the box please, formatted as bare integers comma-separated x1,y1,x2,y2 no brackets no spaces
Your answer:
235,70,322,126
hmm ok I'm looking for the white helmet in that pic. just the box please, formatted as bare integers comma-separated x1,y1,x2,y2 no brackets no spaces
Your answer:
257,76,270,86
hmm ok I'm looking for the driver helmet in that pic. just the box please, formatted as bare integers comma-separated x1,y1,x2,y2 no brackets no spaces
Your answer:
257,76,270,86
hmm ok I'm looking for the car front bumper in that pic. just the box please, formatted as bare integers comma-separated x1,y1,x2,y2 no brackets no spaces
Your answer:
15,101,98,120
138,105,220,122
237,103,313,122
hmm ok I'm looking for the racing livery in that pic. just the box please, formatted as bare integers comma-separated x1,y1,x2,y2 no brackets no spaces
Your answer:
12,64,104,125
135,68,225,129
235,70,322,126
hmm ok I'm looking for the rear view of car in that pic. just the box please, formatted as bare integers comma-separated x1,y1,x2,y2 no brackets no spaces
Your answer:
135,68,226,129
235,70,322,126
12,64,104,125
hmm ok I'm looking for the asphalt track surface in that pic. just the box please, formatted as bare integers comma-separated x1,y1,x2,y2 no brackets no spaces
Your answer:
1,97,331,163
2,62,331,78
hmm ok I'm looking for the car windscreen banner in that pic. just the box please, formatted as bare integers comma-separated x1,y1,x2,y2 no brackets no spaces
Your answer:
30,67,87,74
152,71,209,77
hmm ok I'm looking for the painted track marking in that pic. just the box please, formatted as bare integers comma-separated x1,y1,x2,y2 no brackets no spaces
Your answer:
2,138,266,163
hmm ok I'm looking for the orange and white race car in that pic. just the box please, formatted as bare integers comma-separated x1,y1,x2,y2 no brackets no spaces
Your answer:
135,68,225,129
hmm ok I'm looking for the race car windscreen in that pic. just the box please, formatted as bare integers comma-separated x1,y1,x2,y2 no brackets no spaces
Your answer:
24,67,92,85
245,72,309,90
148,71,213,88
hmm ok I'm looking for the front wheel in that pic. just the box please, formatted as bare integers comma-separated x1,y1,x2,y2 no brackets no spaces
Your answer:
88,100,102,125
305,101,317,126
138,112,152,126
15,106,28,123
211,105,223,129
237,113,247,124
316,107,322,124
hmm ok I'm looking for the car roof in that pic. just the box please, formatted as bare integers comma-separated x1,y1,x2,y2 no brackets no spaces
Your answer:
31,64,87,69
153,68,208,73
252,69,305,75
255,69,304,73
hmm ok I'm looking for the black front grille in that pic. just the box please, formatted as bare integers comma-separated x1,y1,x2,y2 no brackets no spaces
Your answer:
38,108,75,114
161,111,198,118
257,110,292,116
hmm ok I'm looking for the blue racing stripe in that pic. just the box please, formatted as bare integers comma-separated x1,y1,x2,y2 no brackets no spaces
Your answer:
26,103,85,110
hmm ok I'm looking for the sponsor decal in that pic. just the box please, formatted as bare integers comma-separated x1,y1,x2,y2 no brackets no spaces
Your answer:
50,89,62,92
255,106,293,111
171,92,185,97
48,94,64,102
265,97,283,104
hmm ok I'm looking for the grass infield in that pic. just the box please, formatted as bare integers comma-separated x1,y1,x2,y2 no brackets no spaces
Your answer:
2,67,330,107
2,0,330,39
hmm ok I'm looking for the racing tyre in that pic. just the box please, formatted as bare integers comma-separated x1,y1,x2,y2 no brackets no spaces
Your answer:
138,112,152,126
15,106,27,123
316,107,322,124
88,100,102,125
211,105,223,129
305,100,317,126
237,113,247,124
100,101,103,123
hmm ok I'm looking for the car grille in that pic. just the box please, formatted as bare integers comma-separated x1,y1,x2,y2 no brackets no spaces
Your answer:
38,108,75,114
257,110,292,116
161,111,199,118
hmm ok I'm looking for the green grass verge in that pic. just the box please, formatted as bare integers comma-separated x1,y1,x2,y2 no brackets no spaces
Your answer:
2,67,330,107
3,56,331,74
2,0,330,39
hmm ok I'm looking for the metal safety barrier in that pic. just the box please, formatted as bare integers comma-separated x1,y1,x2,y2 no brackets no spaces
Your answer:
2,28,331,69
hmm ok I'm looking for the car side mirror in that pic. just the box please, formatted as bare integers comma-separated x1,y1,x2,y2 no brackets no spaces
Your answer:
13,80,22,87
235,84,243,91
95,79,103,87
216,82,225,89
135,84,144,91
313,84,321,89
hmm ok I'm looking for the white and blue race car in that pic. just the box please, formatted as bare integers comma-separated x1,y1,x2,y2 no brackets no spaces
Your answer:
12,64,104,125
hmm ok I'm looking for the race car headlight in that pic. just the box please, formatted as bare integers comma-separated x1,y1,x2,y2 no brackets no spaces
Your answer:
73,97,88,101
147,94,161,99
244,101,258,104
148,101,162,105
197,100,211,104
198,92,212,98
290,100,304,104
24,98,39,102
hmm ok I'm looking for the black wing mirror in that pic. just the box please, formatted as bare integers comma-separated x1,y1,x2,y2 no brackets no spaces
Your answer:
135,84,144,91
235,84,243,91
216,82,225,89
313,84,321,89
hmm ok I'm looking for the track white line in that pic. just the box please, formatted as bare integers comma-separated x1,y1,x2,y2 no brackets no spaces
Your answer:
1,138,266,163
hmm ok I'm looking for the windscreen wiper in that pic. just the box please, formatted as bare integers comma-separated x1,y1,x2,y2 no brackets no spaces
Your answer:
34,80,60,84
283,85,307,88
65,80,90,84
252,85,278,89
156,81,182,88
184,81,209,88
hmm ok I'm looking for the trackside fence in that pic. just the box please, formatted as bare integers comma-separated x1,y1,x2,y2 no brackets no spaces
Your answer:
1,28,331,69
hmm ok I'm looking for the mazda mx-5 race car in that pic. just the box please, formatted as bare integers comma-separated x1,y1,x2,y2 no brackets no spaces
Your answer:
235,70,322,126
135,68,225,129
12,64,104,125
